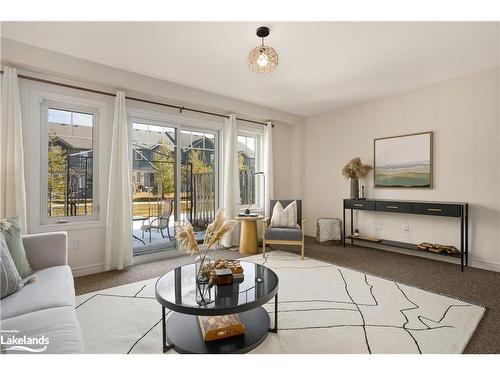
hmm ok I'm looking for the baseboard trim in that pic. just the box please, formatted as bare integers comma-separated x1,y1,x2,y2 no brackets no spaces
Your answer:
329,236,500,273
72,263,105,277
71,250,188,277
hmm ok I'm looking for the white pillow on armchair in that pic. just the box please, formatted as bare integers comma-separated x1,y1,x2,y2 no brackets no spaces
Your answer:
269,201,300,228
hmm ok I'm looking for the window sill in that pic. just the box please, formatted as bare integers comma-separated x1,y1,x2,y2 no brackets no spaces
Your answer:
31,220,105,233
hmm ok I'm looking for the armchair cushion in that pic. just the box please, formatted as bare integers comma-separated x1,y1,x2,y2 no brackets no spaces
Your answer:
264,227,302,241
269,199,302,227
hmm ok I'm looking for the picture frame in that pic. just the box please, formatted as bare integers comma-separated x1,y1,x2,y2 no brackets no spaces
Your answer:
374,131,433,188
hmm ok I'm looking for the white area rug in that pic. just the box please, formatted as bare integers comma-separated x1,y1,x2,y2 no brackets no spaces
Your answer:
76,251,485,354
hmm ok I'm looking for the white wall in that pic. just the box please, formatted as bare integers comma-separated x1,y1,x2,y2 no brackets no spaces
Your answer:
1,38,304,276
304,68,500,271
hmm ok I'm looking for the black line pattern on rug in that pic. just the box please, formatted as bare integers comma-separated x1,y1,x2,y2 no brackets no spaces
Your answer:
76,289,156,310
394,282,423,354
418,304,473,327
338,269,371,354
134,284,147,297
278,324,453,332
127,310,171,354
76,294,99,309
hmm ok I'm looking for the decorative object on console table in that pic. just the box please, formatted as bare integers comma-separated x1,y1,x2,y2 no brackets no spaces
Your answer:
342,198,468,271
374,131,433,188
342,157,372,199
361,185,366,199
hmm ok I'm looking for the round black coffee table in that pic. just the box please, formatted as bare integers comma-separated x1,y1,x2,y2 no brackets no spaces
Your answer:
155,261,279,354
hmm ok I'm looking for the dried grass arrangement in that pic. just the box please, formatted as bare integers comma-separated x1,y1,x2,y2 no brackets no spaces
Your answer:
342,157,372,179
175,209,237,281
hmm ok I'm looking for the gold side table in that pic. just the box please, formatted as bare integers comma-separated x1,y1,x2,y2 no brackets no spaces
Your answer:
234,216,264,254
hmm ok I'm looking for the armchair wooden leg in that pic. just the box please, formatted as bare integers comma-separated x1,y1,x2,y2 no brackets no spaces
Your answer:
301,241,304,260
263,238,266,258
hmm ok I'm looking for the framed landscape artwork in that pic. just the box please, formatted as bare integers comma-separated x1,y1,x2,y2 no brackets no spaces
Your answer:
374,131,433,188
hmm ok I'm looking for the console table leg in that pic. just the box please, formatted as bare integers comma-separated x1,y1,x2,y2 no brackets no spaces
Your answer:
460,206,464,272
343,207,346,247
269,294,278,333
350,209,354,245
162,306,174,353
465,204,469,266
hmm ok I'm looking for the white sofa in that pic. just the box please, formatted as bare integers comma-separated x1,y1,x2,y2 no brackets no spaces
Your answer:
0,232,84,354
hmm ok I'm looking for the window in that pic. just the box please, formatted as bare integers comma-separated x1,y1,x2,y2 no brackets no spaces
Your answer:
42,102,99,223
237,135,257,206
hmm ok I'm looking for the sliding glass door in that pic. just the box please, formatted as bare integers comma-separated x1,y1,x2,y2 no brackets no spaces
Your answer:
130,119,178,255
129,118,218,255
180,129,217,235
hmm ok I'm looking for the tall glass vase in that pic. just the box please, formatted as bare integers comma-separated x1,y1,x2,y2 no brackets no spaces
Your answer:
350,178,359,199
195,254,212,284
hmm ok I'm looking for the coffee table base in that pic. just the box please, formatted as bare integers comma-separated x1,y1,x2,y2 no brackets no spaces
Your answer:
163,307,271,354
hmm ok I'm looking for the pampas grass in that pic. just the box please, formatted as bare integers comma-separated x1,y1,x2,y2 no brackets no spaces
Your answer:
175,209,237,280
342,157,372,179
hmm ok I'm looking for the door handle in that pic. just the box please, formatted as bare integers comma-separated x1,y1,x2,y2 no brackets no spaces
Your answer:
427,208,442,212
354,204,363,207
386,205,399,209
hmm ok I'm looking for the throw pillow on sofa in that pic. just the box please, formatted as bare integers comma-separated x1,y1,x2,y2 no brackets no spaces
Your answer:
0,232,24,298
0,216,33,278
270,201,300,228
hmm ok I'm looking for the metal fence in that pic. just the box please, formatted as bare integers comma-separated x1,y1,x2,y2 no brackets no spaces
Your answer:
239,170,255,206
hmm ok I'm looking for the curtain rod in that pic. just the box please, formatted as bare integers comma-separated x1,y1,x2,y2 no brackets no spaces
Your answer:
0,70,272,127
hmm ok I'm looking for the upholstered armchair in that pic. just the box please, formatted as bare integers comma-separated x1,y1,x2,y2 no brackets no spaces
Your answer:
262,199,306,260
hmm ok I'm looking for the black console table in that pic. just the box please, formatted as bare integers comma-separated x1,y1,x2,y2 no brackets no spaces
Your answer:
343,199,468,271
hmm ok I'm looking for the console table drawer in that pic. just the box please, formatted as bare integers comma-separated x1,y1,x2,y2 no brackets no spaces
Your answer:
376,201,412,213
412,203,461,217
345,200,375,210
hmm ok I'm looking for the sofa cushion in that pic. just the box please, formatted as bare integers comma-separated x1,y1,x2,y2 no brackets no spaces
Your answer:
0,265,75,320
1,233,24,298
264,227,302,241
1,306,84,354
0,216,34,278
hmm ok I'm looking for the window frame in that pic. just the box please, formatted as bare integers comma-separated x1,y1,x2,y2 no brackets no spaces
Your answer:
39,99,101,226
237,126,264,213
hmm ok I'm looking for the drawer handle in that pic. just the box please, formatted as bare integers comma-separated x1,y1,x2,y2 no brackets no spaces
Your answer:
427,208,442,212
386,205,399,209
354,204,364,207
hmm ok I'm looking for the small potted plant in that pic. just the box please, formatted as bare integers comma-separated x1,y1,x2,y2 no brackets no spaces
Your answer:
342,157,372,199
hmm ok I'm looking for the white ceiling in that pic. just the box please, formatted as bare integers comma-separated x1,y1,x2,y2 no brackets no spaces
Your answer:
1,22,499,116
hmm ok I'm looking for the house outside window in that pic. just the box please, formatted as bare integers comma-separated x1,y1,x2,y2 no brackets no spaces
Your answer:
237,135,256,206
42,104,100,223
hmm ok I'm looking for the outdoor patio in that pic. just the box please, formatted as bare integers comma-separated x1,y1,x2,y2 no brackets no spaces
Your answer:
132,213,205,255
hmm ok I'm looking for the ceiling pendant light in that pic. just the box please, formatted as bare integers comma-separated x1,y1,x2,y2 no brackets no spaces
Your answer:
248,26,278,73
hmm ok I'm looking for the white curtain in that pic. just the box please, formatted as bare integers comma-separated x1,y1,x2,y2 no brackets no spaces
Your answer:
0,67,28,233
221,114,240,247
263,121,274,217
104,91,133,271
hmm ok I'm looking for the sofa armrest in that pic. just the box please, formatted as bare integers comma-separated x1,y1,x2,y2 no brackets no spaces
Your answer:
22,232,68,270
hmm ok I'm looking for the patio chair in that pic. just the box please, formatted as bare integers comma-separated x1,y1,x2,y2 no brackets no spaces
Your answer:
141,198,174,243
262,199,306,260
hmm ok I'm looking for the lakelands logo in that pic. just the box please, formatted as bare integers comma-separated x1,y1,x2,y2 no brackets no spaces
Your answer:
0,329,49,353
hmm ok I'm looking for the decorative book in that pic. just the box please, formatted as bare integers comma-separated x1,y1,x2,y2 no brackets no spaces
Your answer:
197,314,245,342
